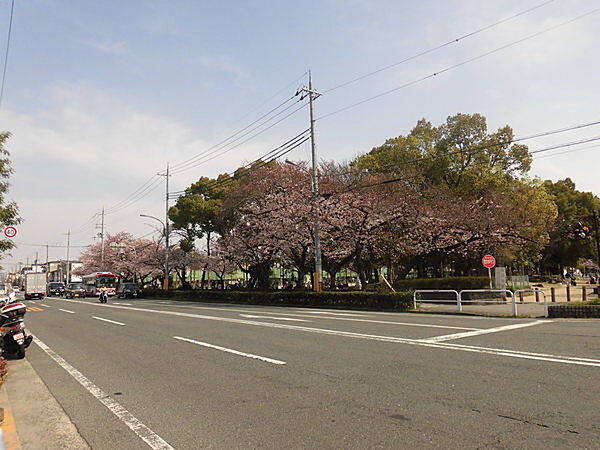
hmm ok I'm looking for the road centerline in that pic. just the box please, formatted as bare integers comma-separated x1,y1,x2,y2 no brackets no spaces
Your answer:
173,336,286,365
58,308,75,314
92,316,126,326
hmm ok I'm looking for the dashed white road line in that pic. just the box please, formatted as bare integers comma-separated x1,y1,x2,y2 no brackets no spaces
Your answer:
113,303,132,306
173,336,286,365
92,316,126,326
422,321,549,342
58,309,75,314
298,311,368,317
52,298,599,368
33,336,174,450
239,314,309,322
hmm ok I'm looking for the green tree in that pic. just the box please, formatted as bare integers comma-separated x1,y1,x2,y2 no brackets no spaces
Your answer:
168,174,231,287
0,132,21,258
353,113,531,196
539,178,600,274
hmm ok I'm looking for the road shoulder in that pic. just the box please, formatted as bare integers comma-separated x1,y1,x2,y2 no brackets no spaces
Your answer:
3,358,90,449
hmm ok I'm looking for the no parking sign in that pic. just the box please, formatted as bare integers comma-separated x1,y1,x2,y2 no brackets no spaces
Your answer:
3,226,17,238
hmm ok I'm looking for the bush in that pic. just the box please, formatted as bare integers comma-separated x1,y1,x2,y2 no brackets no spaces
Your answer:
393,276,489,291
0,357,8,388
142,289,414,311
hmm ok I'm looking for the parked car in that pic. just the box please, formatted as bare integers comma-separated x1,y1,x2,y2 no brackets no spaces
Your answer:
116,282,142,299
12,286,20,293
65,282,86,299
47,282,66,296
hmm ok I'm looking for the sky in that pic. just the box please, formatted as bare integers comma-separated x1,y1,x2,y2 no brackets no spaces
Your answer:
0,0,598,270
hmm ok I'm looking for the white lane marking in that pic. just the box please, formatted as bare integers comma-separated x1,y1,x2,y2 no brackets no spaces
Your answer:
53,298,600,368
58,309,75,314
239,314,309,322
43,304,52,307
423,321,549,342
173,336,286,365
92,316,126,326
298,311,369,317
113,303,132,306
145,303,479,331
33,336,174,450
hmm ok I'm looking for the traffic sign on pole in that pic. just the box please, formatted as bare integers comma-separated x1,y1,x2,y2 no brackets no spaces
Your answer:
3,226,17,238
482,254,496,289
482,255,496,269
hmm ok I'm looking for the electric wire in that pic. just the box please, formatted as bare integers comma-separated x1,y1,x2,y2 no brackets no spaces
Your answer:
169,130,311,199
104,178,164,216
105,175,161,214
167,95,298,173
323,0,555,93
533,143,600,160
170,99,309,175
318,8,600,121
0,0,14,110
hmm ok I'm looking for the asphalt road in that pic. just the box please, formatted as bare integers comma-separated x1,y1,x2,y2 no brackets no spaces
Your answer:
20,296,600,449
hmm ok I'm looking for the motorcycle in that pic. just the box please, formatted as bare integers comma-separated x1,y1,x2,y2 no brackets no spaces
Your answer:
0,293,33,359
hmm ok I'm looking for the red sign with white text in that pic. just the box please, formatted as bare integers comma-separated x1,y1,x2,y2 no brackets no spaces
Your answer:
482,255,496,269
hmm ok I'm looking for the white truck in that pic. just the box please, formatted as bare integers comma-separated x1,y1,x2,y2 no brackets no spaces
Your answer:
24,272,46,300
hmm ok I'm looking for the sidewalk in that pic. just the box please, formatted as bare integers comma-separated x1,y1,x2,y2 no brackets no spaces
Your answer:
0,358,89,450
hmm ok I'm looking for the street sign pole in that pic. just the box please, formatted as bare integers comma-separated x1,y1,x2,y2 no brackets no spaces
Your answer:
482,255,496,289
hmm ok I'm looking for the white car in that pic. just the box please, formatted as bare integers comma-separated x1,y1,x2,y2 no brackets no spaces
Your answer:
12,286,20,293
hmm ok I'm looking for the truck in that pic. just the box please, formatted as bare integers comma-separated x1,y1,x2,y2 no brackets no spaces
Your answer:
24,272,46,300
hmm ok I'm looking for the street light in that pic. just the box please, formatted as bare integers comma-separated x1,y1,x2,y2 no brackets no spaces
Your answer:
140,214,170,290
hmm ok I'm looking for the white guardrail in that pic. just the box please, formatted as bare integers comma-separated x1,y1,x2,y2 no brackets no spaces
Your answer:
414,289,549,318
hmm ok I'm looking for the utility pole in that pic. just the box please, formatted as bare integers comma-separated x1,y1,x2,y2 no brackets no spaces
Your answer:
99,206,105,270
300,71,323,292
66,230,71,284
46,243,49,284
593,211,600,271
157,164,171,289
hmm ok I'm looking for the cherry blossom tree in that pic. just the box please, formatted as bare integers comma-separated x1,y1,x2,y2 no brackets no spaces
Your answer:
76,232,165,286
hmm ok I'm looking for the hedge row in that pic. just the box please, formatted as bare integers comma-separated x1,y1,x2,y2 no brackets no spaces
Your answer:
548,305,600,318
393,276,489,291
142,289,414,310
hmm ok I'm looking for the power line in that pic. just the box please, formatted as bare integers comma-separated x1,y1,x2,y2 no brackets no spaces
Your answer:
170,99,309,175
167,95,298,173
0,0,14,110
318,7,600,121
169,129,311,199
533,143,600,160
323,0,555,93
105,176,163,215
529,135,600,154
105,175,161,213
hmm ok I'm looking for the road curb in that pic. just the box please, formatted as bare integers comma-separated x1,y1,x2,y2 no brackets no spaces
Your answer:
0,382,22,450
3,358,90,449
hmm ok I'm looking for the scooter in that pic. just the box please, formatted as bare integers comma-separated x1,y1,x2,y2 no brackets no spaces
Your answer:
0,293,33,359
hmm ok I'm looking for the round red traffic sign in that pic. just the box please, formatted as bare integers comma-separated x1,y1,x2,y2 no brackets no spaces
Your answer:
482,254,496,269
3,226,17,238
